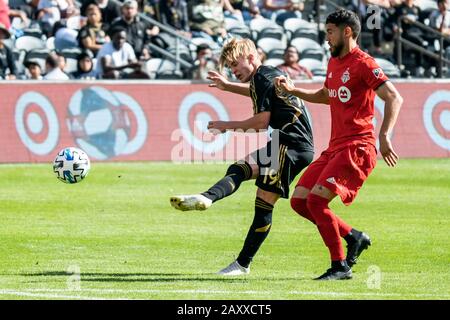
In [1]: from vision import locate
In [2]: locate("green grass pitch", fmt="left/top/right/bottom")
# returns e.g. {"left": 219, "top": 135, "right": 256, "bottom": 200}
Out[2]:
{"left": 0, "top": 159, "right": 448, "bottom": 300}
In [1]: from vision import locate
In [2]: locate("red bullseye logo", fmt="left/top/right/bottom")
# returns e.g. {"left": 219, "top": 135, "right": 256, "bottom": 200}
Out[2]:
{"left": 15, "top": 92, "right": 59, "bottom": 155}
{"left": 423, "top": 90, "right": 450, "bottom": 151}
{"left": 178, "top": 92, "right": 230, "bottom": 154}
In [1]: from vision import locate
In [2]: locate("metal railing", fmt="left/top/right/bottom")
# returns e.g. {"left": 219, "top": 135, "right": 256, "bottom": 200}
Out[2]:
{"left": 396, "top": 16, "right": 450, "bottom": 78}
{"left": 109, "top": 0, "right": 194, "bottom": 72}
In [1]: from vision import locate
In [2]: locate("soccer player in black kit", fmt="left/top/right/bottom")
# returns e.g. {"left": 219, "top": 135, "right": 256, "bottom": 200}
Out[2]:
{"left": 170, "top": 38, "right": 314, "bottom": 275}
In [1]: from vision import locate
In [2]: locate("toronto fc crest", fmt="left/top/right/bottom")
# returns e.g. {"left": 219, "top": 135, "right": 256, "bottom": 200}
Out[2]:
{"left": 341, "top": 68, "right": 350, "bottom": 83}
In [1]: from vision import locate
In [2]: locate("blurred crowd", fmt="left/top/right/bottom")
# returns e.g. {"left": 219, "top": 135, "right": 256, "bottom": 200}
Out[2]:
{"left": 0, "top": 0, "right": 448, "bottom": 80}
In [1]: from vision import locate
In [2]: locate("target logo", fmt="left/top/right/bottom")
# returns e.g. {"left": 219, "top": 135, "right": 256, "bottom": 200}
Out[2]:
{"left": 15, "top": 92, "right": 59, "bottom": 155}
{"left": 423, "top": 90, "right": 450, "bottom": 151}
{"left": 177, "top": 92, "right": 230, "bottom": 154}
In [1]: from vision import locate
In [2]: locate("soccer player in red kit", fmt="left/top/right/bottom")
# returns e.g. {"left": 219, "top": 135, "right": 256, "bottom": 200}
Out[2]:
{"left": 275, "top": 9, "right": 403, "bottom": 280}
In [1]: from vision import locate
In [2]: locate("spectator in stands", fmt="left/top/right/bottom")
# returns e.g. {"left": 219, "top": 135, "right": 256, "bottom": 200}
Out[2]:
{"left": 226, "top": 0, "right": 260, "bottom": 23}
{"left": 54, "top": 22, "right": 79, "bottom": 50}
{"left": 188, "top": 0, "right": 227, "bottom": 44}
{"left": 95, "top": 26, "right": 146, "bottom": 79}
{"left": 8, "top": 0, "right": 35, "bottom": 22}
{"left": 110, "top": 0, "right": 156, "bottom": 60}
{"left": 24, "top": 59, "right": 43, "bottom": 80}
{"left": 257, "top": 46, "right": 267, "bottom": 64}
{"left": 43, "top": 53, "right": 70, "bottom": 80}
{"left": 37, "top": 0, "right": 62, "bottom": 36}
{"left": 70, "top": 51, "right": 96, "bottom": 79}
{"left": 0, "top": 0, "right": 11, "bottom": 29}
{"left": 0, "top": 23, "right": 17, "bottom": 80}
{"left": 260, "top": 0, "right": 304, "bottom": 22}
{"left": 277, "top": 46, "right": 313, "bottom": 80}
{"left": 391, "top": 0, "right": 427, "bottom": 76}
{"left": 78, "top": 3, "right": 109, "bottom": 56}
{"left": 158, "top": 0, "right": 190, "bottom": 35}
{"left": 430, "top": 0, "right": 450, "bottom": 36}
{"left": 346, "top": 0, "right": 392, "bottom": 56}
{"left": 81, "top": 0, "right": 121, "bottom": 25}
{"left": 192, "top": 43, "right": 218, "bottom": 80}
{"left": 152, "top": 0, "right": 191, "bottom": 51}
{"left": 57, "top": 0, "right": 78, "bottom": 19}
{"left": 7, "top": 0, "right": 31, "bottom": 31}
{"left": 54, "top": 51, "right": 72, "bottom": 77}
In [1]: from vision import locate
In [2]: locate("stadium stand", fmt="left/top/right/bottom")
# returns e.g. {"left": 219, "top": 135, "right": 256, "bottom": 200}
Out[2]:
{"left": 0, "top": 0, "right": 449, "bottom": 79}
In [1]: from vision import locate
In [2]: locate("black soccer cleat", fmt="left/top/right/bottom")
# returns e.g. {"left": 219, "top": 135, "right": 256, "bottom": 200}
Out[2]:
{"left": 346, "top": 232, "right": 371, "bottom": 267}
{"left": 314, "top": 267, "right": 352, "bottom": 280}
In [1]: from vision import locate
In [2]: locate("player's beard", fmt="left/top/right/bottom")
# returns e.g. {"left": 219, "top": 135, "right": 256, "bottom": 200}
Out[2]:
{"left": 330, "top": 38, "right": 344, "bottom": 57}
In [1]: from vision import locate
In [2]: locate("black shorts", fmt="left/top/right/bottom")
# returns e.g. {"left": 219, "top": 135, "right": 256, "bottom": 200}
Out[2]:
{"left": 249, "top": 141, "right": 314, "bottom": 198}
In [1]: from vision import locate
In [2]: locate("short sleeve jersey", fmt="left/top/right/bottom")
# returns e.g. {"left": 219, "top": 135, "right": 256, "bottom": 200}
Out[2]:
{"left": 249, "top": 65, "right": 314, "bottom": 152}
{"left": 324, "top": 46, "right": 389, "bottom": 151}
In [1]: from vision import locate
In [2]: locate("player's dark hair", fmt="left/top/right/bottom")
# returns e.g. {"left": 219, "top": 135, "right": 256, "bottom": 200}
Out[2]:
{"left": 326, "top": 9, "right": 361, "bottom": 39}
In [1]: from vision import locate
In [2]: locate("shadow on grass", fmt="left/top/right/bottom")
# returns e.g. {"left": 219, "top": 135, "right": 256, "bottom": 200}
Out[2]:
{"left": 18, "top": 271, "right": 307, "bottom": 283}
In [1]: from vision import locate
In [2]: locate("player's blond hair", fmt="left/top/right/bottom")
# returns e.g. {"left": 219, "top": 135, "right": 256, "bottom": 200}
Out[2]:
{"left": 219, "top": 38, "right": 258, "bottom": 73}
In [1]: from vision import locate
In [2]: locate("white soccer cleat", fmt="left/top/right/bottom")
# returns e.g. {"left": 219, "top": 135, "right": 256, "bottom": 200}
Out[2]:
{"left": 170, "top": 194, "right": 212, "bottom": 211}
{"left": 217, "top": 260, "right": 250, "bottom": 276}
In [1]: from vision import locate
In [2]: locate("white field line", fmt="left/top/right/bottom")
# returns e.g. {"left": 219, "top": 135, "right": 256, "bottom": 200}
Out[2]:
{"left": 0, "top": 289, "right": 127, "bottom": 300}
{"left": 0, "top": 288, "right": 448, "bottom": 299}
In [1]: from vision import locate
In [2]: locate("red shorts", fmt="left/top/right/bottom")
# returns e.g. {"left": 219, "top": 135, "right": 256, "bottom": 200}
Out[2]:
{"left": 297, "top": 142, "right": 377, "bottom": 205}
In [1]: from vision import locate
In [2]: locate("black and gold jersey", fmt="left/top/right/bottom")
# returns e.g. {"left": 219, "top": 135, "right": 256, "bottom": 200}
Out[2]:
{"left": 249, "top": 65, "right": 314, "bottom": 152}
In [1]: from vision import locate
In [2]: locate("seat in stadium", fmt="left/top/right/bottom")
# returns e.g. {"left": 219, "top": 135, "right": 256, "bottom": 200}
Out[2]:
{"left": 264, "top": 58, "right": 284, "bottom": 67}
{"left": 283, "top": 18, "right": 318, "bottom": 41}
{"left": 257, "top": 27, "right": 287, "bottom": 44}
{"left": 256, "top": 38, "right": 286, "bottom": 56}
{"left": 301, "top": 48, "right": 325, "bottom": 61}
{"left": 14, "top": 36, "right": 46, "bottom": 52}
{"left": 290, "top": 37, "right": 323, "bottom": 55}
{"left": 299, "top": 58, "right": 326, "bottom": 76}
{"left": 267, "top": 48, "right": 285, "bottom": 60}
{"left": 23, "top": 28, "right": 44, "bottom": 39}
{"left": 225, "top": 17, "right": 246, "bottom": 30}
{"left": 46, "top": 36, "right": 55, "bottom": 50}
{"left": 250, "top": 17, "right": 282, "bottom": 40}
{"left": 228, "top": 26, "right": 251, "bottom": 39}
{"left": 155, "top": 59, "right": 184, "bottom": 79}
{"left": 167, "top": 45, "right": 193, "bottom": 63}
{"left": 146, "top": 58, "right": 163, "bottom": 79}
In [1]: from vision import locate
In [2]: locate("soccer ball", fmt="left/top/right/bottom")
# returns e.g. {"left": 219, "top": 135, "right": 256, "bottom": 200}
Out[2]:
{"left": 53, "top": 147, "right": 90, "bottom": 184}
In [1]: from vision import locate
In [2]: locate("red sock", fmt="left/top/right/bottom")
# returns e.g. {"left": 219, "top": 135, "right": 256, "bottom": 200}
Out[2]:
{"left": 290, "top": 197, "right": 316, "bottom": 223}
{"left": 291, "top": 197, "right": 352, "bottom": 237}
{"left": 307, "top": 194, "right": 345, "bottom": 261}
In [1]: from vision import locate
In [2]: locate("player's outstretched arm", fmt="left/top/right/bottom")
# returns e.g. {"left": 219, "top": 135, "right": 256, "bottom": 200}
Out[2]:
{"left": 207, "top": 111, "right": 270, "bottom": 133}
{"left": 207, "top": 71, "right": 250, "bottom": 96}
{"left": 274, "top": 76, "right": 329, "bottom": 104}
{"left": 375, "top": 81, "right": 403, "bottom": 167}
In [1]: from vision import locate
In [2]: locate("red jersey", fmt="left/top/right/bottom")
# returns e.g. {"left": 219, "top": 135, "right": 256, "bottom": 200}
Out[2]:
{"left": 324, "top": 46, "right": 389, "bottom": 151}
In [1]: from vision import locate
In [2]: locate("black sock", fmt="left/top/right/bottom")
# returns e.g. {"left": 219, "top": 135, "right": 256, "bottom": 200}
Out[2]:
{"left": 344, "top": 228, "right": 362, "bottom": 245}
{"left": 236, "top": 197, "right": 273, "bottom": 268}
{"left": 332, "top": 260, "right": 350, "bottom": 271}
{"left": 201, "top": 162, "right": 252, "bottom": 203}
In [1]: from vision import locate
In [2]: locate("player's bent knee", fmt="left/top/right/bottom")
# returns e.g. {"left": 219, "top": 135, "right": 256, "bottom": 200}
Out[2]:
{"left": 292, "top": 186, "right": 310, "bottom": 199}
{"left": 256, "top": 189, "right": 279, "bottom": 205}
{"left": 310, "top": 184, "right": 336, "bottom": 201}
